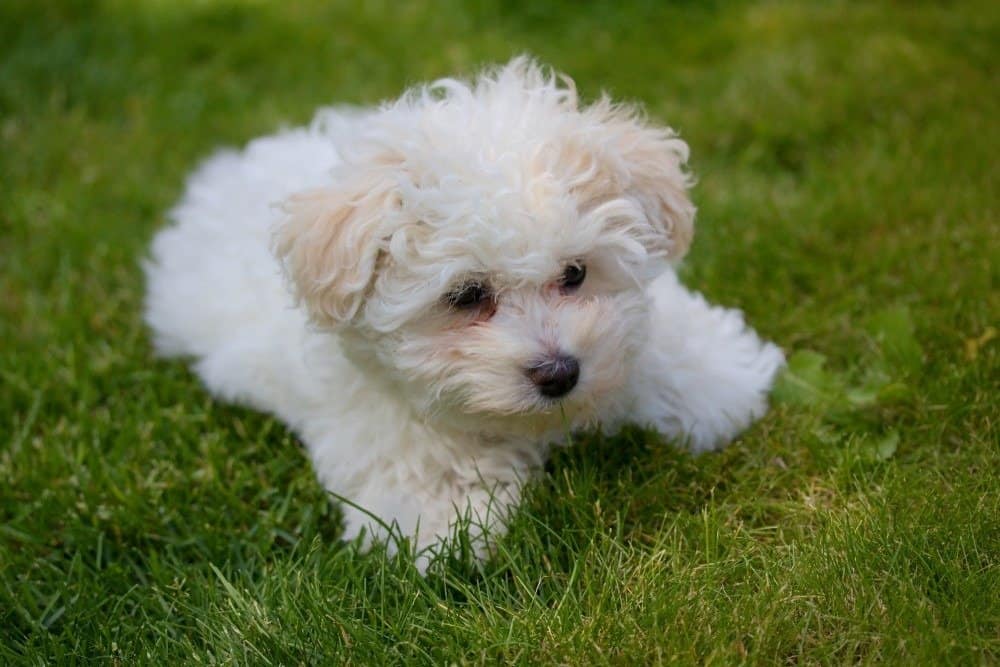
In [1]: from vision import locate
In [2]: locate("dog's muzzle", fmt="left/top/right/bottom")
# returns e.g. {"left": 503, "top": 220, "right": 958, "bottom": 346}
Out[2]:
{"left": 525, "top": 354, "right": 580, "bottom": 398}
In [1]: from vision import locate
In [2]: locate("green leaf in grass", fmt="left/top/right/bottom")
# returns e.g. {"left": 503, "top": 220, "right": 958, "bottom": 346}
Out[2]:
{"left": 867, "top": 305, "right": 923, "bottom": 373}
{"left": 772, "top": 350, "right": 842, "bottom": 407}
{"left": 873, "top": 430, "right": 900, "bottom": 461}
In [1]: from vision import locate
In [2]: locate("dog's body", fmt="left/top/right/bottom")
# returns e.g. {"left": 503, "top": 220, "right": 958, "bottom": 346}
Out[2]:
{"left": 146, "top": 59, "right": 784, "bottom": 560}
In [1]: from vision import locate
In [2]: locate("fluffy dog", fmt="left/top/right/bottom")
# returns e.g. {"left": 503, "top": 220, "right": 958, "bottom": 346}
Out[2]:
{"left": 145, "top": 57, "right": 784, "bottom": 563}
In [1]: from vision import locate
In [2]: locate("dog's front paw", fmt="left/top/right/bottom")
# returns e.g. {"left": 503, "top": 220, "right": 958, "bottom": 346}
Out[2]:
{"left": 338, "top": 477, "right": 521, "bottom": 571}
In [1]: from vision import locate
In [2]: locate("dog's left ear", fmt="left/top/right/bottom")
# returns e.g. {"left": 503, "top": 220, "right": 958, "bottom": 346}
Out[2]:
{"left": 620, "top": 129, "right": 695, "bottom": 261}
{"left": 594, "top": 107, "right": 696, "bottom": 261}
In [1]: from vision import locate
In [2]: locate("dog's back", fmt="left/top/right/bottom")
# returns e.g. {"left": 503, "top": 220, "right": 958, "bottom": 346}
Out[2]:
{"left": 143, "top": 112, "right": 352, "bottom": 413}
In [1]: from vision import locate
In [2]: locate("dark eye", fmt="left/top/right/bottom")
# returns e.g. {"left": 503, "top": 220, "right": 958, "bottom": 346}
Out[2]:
{"left": 561, "top": 262, "right": 586, "bottom": 290}
{"left": 446, "top": 281, "right": 491, "bottom": 310}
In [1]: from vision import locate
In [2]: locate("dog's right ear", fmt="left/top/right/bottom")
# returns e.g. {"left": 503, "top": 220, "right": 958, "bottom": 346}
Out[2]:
{"left": 274, "top": 172, "right": 395, "bottom": 328}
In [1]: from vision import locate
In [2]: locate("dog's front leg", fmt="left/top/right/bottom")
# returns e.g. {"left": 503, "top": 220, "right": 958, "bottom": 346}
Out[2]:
{"left": 307, "top": 434, "right": 524, "bottom": 568}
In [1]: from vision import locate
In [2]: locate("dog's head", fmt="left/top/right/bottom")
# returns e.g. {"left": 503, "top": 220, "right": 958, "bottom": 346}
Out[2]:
{"left": 275, "top": 57, "right": 695, "bottom": 435}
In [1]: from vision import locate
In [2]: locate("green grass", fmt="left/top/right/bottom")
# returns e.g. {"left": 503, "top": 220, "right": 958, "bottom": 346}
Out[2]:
{"left": 2, "top": 0, "right": 998, "bottom": 663}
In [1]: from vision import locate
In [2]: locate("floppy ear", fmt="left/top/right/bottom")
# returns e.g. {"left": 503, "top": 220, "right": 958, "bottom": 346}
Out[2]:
{"left": 588, "top": 101, "right": 696, "bottom": 261}
{"left": 618, "top": 126, "right": 695, "bottom": 261}
{"left": 274, "top": 172, "right": 394, "bottom": 328}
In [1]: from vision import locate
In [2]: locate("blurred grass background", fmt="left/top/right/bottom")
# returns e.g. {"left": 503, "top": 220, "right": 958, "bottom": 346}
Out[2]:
{"left": 1, "top": 0, "right": 997, "bottom": 663}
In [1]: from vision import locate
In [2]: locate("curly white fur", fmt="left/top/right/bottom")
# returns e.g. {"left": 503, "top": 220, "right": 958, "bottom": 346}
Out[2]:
{"left": 144, "top": 57, "right": 784, "bottom": 565}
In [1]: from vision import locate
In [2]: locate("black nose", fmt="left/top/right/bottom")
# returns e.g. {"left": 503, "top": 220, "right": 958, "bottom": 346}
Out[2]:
{"left": 525, "top": 355, "right": 580, "bottom": 398}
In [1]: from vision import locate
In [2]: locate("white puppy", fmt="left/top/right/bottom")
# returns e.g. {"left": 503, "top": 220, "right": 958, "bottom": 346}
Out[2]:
{"left": 145, "top": 57, "right": 784, "bottom": 562}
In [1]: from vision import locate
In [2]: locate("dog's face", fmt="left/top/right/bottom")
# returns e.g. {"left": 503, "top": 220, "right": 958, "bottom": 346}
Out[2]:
{"left": 276, "top": 59, "right": 695, "bottom": 435}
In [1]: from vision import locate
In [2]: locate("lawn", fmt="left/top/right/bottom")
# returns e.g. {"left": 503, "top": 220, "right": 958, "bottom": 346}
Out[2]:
{"left": 1, "top": 0, "right": 997, "bottom": 663}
